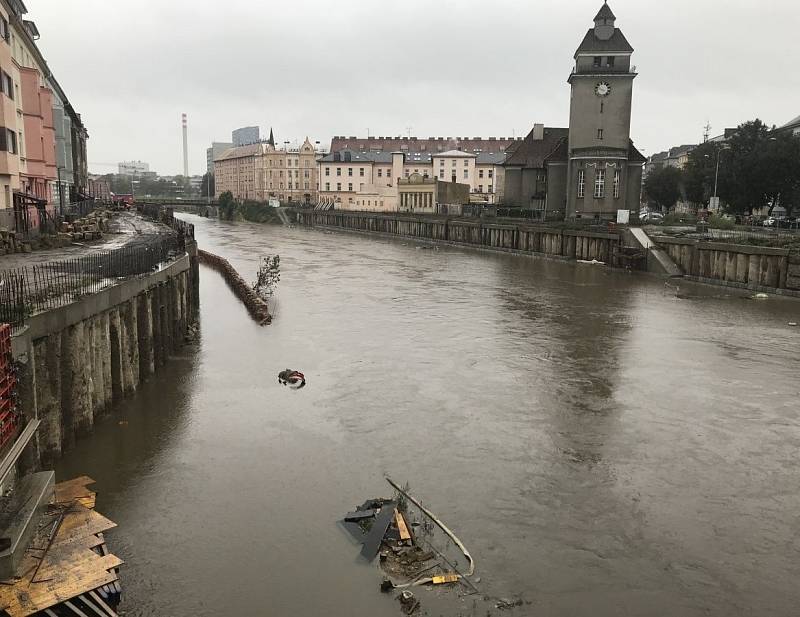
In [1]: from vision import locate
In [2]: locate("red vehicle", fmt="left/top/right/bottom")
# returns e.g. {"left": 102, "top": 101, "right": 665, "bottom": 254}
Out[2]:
{"left": 110, "top": 193, "right": 134, "bottom": 207}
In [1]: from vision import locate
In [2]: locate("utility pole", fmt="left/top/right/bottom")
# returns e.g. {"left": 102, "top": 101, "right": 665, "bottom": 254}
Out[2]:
{"left": 181, "top": 113, "right": 189, "bottom": 178}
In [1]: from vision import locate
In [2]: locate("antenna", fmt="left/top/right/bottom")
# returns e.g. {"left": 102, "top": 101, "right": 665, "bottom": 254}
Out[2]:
{"left": 406, "top": 126, "right": 412, "bottom": 138}
{"left": 703, "top": 121, "right": 711, "bottom": 143}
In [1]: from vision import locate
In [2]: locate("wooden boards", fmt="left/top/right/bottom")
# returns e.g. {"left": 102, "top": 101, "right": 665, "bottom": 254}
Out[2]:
{"left": 0, "top": 477, "right": 123, "bottom": 617}
{"left": 395, "top": 510, "right": 411, "bottom": 541}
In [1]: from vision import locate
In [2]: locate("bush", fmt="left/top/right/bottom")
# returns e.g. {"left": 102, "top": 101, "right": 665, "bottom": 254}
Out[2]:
{"left": 662, "top": 213, "right": 697, "bottom": 225}
{"left": 708, "top": 214, "right": 735, "bottom": 230}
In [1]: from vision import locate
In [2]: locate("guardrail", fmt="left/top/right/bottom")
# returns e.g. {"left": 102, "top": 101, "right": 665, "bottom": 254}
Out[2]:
{"left": 0, "top": 235, "right": 182, "bottom": 327}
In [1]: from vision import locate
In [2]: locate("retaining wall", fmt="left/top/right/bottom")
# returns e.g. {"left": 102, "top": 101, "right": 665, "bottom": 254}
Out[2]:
{"left": 198, "top": 250, "right": 271, "bottom": 324}
{"left": 11, "top": 243, "right": 199, "bottom": 463}
{"left": 298, "top": 211, "right": 622, "bottom": 264}
{"left": 653, "top": 236, "right": 791, "bottom": 290}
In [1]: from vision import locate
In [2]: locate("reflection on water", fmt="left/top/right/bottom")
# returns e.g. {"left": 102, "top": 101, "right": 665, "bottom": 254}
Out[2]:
{"left": 55, "top": 215, "right": 800, "bottom": 617}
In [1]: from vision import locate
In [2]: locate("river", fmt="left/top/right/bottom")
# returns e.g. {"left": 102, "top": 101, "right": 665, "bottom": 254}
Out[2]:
{"left": 55, "top": 214, "right": 800, "bottom": 616}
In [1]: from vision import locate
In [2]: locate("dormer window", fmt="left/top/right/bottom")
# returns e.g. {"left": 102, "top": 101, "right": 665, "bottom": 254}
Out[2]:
{"left": 593, "top": 56, "right": 602, "bottom": 68}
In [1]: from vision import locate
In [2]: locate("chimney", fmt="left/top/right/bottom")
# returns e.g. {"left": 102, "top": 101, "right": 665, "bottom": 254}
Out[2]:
{"left": 532, "top": 124, "right": 544, "bottom": 140}
{"left": 182, "top": 113, "right": 189, "bottom": 177}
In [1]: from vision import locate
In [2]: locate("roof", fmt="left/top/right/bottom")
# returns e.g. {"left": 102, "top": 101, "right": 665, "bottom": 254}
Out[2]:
{"left": 329, "top": 136, "right": 518, "bottom": 154}
{"left": 594, "top": 2, "right": 616, "bottom": 21}
{"left": 215, "top": 144, "right": 262, "bottom": 161}
{"left": 780, "top": 114, "right": 800, "bottom": 129}
{"left": 434, "top": 150, "right": 476, "bottom": 158}
{"left": 503, "top": 127, "right": 569, "bottom": 168}
{"left": 476, "top": 152, "right": 507, "bottom": 165}
{"left": 575, "top": 28, "right": 633, "bottom": 56}
{"left": 628, "top": 141, "right": 647, "bottom": 164}
{"left": 319, "top": 150, "right": 394, "bottom": 163}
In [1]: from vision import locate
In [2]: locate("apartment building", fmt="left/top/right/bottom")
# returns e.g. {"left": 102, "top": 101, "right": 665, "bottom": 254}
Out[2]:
{"left": 0, "top": 0, "right": 88, "bottom": 230}
{"left": 317, "top": 148, "right": 506, "bottom": 211}
{"left": 215, "top": 137, "right": 320, "bottom": 204}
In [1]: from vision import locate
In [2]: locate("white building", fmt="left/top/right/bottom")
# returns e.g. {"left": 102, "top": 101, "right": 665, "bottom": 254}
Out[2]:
{"left": 118, "top": 160, "right": 150, "bottom": 176}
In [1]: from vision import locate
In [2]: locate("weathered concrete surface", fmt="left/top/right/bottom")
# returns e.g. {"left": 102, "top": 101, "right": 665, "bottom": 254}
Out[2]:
{"left": 653, "top": 236, "right": 792, "bottom": 292}
{"left": 298, "top": 211, "right": 623, "bottom": 266}
{"left": 11, "top": 243, "right": 198, "bottom": 464}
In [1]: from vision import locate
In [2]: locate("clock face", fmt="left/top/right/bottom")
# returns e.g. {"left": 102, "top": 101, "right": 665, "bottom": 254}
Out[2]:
{"left": 595, "top": 82, "right": 611, "bottom": 97}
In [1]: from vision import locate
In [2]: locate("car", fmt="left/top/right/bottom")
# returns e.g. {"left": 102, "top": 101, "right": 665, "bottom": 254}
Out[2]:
{"left": 640, "top": 211, "right": 664, "bottom": 224}
{"left": 763, "top": 217, "right": 776, "bottom": 227}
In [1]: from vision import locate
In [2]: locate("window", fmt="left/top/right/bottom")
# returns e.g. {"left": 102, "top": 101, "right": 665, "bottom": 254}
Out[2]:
{"left": 451, "top": 160, "right": 456, "bottom": 167}
{"left": 325, "top": 167, "right": 330, "bottom": 176}
{"left": 439, "top": 171, "right": 444, "bottom": 179}
{"left": 304, "top": 170, "right": 309, "bottom": 178}
{"left": 348, "top": 167, "right": 353, "bottom": 176}
{"left": 1, "top": 72, "right": 12, "bottom": 100}
{"left": 593, "top": 56, "right": 601, "bottom": 68}
{"left": 600, "top": 101, "right": 604, "bottom": 114}
{"left": 336, "top": 182, "right": 341, "bottom": 191}
{"left": 464, "top": 160, "right": 469, "bottom": 167}
{"left": 0, "top": 128, "right": 17, "bottom": 154}
{"left": 577, "top": 170, "right": 585, "bottom": 198}
{"left": 0, "top": 17, "right": 8, "bottom": 42}
{"left": 325, "top": 182, "right": 330, "bottom": 191}
{"left": 478, "top": 169, "right": 484, "bottom": 179}
{"left": 377, "top": 169, "right": 382, "bottom": 177}
{"left": 288, "top": 182, "right": 293, "bottom": 190}
{"left": 359, "top": 168, "right": 365, "bottom": 177}
{"left": 594, "top": 169, "right": 605, "bottom": 198}
{"left": 463, "top": 169, "right": 468, "bottom": 179}
{"left": 348, "top": 183, "right": 353, "bottom": 191}
{"left": 606, "top": 56, "right": 615, "bottom": 68}
{"left": 488, "top": 185, "right": 493, "bottom": 193}
{"left": 336, "top": 167, "right": 341, "bottom": 176}
{"left": 478, "top": 184, "right": 483, "bottom": 193}
{"left": 488, "top": 169, "right": 493, "bottom": 178}
{"left": 439, "top": 159, "right": 444, "bottom": 167}
{"left": 304, "top": 182, "right": 309, "bottom": 189}
{"left": 597, "top": 129, "right": 603, "bottom": 140}
{"left": 613, "top": 169, "right": 620, "bottom": 198}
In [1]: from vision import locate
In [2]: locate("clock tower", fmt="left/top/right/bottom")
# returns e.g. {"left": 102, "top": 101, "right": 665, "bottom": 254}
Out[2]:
{"left": 566, "top": 2, "right": 642, "bottom": 219}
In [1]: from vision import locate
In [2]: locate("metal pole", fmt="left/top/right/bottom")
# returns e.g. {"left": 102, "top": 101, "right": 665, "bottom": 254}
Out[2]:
{"left": 57, "top": 167, "right": 64, "bottom": 218}
{"left": 713, "top": 151, "right": 720, "bottom": 201}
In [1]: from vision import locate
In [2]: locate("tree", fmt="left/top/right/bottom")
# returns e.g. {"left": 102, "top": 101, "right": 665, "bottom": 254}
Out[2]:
{"left": 644, "top": 165, "right": 683, "bottom": 211}
{"left": 200, "top": 173, "right": 215, "bottom": 198}
{"left": 252, "top": 255, "right": 280, "bottom": 300}
{"left": 684, "top": 141, "right": 721, "bottom": 205}
{"left": 218, "top": 191, "right": 236, "bottom": 220}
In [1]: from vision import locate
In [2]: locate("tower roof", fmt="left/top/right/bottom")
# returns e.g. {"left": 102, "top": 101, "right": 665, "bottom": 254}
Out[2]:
{"left": 574, "top": 28, "right": 633, "bottom": 56}
{"left": 594, "top": 2, "right": 616, "bottom": 22}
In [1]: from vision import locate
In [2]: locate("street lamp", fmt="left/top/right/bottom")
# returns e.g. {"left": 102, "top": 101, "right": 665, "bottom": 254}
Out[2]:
{"left": 704, "top": 144, "right": 729, "bottom": 211}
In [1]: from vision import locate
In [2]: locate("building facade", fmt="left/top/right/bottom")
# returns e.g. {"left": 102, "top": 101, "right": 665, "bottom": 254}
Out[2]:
{"left": 0, "top": 0, "right": 88, "bottom": 231}
{"left": 398, "top": 173, "right": 470, "bottom": 215}
{"left": 214, "top": 137, "right": 320, "bottom": 204}
{"left": 503, "top": 2, "right": 644, "bottom": 220}
{"left": 206, "top": 141, "right": 232, "bottom": 174}
{"left": 232, "top": 126, "right": 259, "bottom": 147}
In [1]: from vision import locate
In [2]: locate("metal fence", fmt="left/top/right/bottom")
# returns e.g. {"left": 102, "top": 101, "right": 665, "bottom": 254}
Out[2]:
{"left": 0, "top": 235, "right": 181, "bottom": 327}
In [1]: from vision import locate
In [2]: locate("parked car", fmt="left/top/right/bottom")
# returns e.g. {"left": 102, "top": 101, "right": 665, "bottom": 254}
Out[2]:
{"left": 763, "top": 217, "right": 776, "bottom": 227}
{"left": 640, "top": 211, "right": 664, "bottom": 224}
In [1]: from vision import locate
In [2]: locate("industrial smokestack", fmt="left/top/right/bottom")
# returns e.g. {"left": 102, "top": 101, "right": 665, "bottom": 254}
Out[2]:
{"left": 182, "top": 113, "right": 189, "bottom": 178}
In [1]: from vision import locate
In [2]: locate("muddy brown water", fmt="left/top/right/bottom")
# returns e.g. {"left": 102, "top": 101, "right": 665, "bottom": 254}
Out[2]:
{"left": 55, "top": 215, "right": 800, "bottom": 616}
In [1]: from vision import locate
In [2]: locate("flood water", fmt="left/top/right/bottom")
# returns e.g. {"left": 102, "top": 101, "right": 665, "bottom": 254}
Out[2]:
{"left": 55, "top": 215, "right": 800, "bottom": 616}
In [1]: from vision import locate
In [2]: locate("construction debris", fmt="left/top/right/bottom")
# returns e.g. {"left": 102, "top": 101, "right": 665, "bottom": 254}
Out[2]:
{"left": 0, "top": 476, "right": 122, "bottom": 617}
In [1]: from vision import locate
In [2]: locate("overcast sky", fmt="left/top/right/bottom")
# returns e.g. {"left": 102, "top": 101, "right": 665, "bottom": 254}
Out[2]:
{"left": 31, "top": 0, "right": 799, "bottom": 176}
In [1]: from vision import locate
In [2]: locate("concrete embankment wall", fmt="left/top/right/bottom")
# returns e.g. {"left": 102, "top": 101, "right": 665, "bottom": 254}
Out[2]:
{"left": 12, "top": 244, "right": 198, "bottom": 464}
{"left": 654, "top": 236, "right": 792, "bottom": 291}
{"left": 197, "top": 250, "right": 271, "bottom": 324}
{"left": 298, "top": 211, "right": 622, "bottom": 264}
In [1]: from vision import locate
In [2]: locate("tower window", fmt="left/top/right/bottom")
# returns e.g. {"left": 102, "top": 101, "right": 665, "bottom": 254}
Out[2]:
{"left": 594, "top": 169, "right": 606, "bottom": 198}
{"left": 600, "top": 101, "right": 604, "bottom": 114}
{"left": 606, "top": 56, "right": 615, "bottom": 68}
{"left": 614, "top": 170, "right": 621, "bottom": 198}
{"left": 597, "top": 129, "right": 604, "bottom": 140}
{"left": 593, "top": 56, "right": 601, "bottom": 68}
{"left": 577, "top": 170, "right": 585, "bottom": 198}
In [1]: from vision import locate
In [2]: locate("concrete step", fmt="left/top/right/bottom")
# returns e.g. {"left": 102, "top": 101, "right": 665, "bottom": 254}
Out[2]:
{"left": 628, "top": 227, "right": 683, "bottom": 276}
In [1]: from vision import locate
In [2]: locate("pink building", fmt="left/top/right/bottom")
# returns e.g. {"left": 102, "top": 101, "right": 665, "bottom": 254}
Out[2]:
{"left": 20, "top": 66, "right": 56, "bottom": 205}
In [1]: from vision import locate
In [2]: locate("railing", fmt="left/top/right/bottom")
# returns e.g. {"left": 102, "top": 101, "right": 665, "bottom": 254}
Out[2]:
{"left": 137, "top": 203, "right": 195, "bottom": 250}
{"left": 0, "top": 235, "right": 182, "bottom": 327}
{"left": 66, "top": 199, "right": 97, "bottom": 219}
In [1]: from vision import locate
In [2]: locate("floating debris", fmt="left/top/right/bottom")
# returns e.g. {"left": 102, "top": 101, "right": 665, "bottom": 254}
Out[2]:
{"left": 278, "top": 369, "right": 306, "bottom": 389}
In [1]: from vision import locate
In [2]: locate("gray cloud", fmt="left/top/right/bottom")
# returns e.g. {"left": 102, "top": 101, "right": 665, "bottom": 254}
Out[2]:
{"left": 31, "top": 0, "right": 800, "bottom": 175}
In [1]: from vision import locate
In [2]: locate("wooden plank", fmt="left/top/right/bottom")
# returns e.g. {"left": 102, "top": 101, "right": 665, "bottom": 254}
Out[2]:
{"left": 76, "top": 594, "right": 108, "bottom": 617}
{"left": 54, "top": 477, "right": 96, "bottom": 504}
{"left": 64, "top": 600, "right": 90, "bottom": 617}
{"left": 431, "top": 573, "right": 460, "bottom": 585}
{"left": 88, "top": 590, "right": 118, "bottom": 617}
{"left": 395, "top": 510, "right": 411, "bottom": 541}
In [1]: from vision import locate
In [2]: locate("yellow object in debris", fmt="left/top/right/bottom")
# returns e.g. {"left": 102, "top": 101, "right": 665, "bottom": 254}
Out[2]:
{"left": 432, "top": 574, "right": 460, "bottom": 585}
